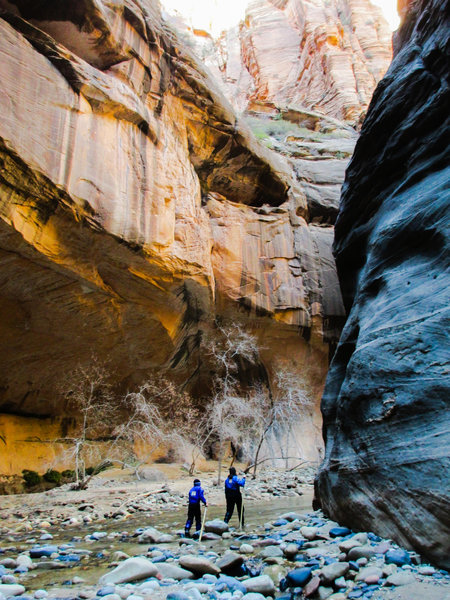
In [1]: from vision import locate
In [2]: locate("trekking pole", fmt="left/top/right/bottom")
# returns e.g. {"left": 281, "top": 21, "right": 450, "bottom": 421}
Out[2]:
{"left": 198, "top": 505, "right": 207, "bottom": 542}
{"left": 239, "top": 490, "right": 245, "bottom": 531}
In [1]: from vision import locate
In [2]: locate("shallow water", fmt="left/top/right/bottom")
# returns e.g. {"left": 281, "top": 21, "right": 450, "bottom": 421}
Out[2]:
{"left": 2, "top": 492, "right": 313, "bottom": 592}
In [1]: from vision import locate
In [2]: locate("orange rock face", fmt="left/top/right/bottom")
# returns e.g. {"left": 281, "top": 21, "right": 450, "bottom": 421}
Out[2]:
{"left": 200, "top": 0, "right": 392, "bottom": 124}
{"left": 0, "top": 0, "right": 347, "bottom": 473}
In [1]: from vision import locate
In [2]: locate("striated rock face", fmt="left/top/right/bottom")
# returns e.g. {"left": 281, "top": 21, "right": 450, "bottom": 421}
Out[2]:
{"left": 199, "top": 0, "right": 392, "bottom": 124}
{"left": 315, "top": 0, "right": 450, "bottom": 568}
{"left": 0, "top": 0, "right": 344, "bottom": 470}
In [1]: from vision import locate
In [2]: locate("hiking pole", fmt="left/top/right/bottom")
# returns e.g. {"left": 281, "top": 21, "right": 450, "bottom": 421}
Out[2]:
{"left": 198, "top": 505, "right": 207, "bottom": 542}
{"left": 239, "top": 490, "right": 245, "bottom": 531}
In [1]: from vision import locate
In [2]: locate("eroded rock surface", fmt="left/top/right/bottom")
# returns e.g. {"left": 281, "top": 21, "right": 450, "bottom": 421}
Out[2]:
{"left": 315, "top": 0, "right": 450, "bottom": 568}
{"left": 0, "top": 0, "right": 344, "bottom": 471}
{"left": 189, "top": 0, "right": 392, "bottom": 124}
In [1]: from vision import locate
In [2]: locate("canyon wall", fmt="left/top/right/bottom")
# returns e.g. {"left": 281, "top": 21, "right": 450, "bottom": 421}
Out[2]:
{"left": 187, "top": 0, "right": 392, "bottom": 125}
{"left": 315, "top": 0, "right": 450, "bottom": 568}
{"left": 0, "top": 0, "right": 348, "bottom": 474}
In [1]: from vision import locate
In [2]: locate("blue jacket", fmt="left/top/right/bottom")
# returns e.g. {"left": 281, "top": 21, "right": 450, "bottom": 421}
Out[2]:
{"left": 225, "top": 474, "right": 245, "bottom": 493}
{"left": 188, "top": 484, "right": 207, "bottom": 505}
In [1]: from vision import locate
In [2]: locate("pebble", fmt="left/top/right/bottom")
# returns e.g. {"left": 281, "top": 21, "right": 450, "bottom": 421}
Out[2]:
{"left": 386, "top": 570, "right": 416, "bottom": 586}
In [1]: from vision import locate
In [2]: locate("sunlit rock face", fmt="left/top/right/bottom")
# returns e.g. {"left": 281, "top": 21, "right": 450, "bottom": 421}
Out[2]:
{"left": 0, "top": 0, "right": 344, "bottom": 471}
{"left": 315, "top": 0, "right": 450, "bottom": 568}
{"left": 198, "top": 0, "right": 392, "bottom": 125}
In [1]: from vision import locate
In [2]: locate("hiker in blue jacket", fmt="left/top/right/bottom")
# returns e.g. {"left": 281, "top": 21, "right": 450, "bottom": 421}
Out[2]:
{"left": 185, "top": 478, "right": 207, "bottom": 537}
{"left": 224, "top": 466, "right": 245, "bottom": 526}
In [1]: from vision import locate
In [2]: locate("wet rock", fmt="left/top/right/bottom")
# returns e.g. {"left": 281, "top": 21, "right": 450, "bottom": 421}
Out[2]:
{"left": 99, "top": 557, "right": 158, "bottom": 585}
{"left": 329, "top": 527, "right": 351, "bottom": 538}
{"left": 282, "top": 544, "right": 299, "bottom": 559}
{"left": 243, "top": 574, "right": 276, "bottom": 596}
{"left": 216, "top": 552, "right": 243, "bottom": 573}
{"left": 204, "top": 520, "right": 229, "bottom": 535}
{"left": 281, "top": 567, "right": 312, "bottom": 589}
{"left": 137, "top": 528, "right": 163, "bottom": 544}
{"left": 29, "top": 546, "right": 58, "bottom": 558}
{"left": 179, "top": 556, "right": 220, "bottom": 576}
{"left": 166, "top": 593, "right": 190, "bottom": 600}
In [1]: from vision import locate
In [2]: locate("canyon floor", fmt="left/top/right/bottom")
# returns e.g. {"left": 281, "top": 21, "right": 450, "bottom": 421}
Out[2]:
{"left": 0, "top": 465, "right": 448, "bottom": 600}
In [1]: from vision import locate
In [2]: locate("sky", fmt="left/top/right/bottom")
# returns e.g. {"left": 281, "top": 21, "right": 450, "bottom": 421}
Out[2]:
{"left": 161, "top": 0, "right": 400, "bottom": 36}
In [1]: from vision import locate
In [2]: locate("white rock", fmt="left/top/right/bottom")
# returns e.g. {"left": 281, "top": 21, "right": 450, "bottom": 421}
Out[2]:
{"left": 418, "top": 565, "right": 436, "bottom": 576}
{"left": 239, "top": 544, "right": 254, "bottom": 554}
{"left": 16, "top": 555, "right": 32, "bottom": 568}
{"left": 99, "top": 557, "right": 158, "bottom": 585}
{"left": 355, "top": 566, "right": 383, "bottom": 582}
{"left": 34, "top": 591, "right": 48, "bottom": 599}
{"left": 0, "top": 585, "right": 26, "bottom": 597}
{"left": 243, "top": 575, "right": 275, "bottom": 596}
{"left": 157, "top": 563, "right": 194, "bottom": 580}
{"left": 386, "top": 571, "right": 416, "bottom": 586}
{"left": 300, "top": 526, "right": 318, "bottom": 540}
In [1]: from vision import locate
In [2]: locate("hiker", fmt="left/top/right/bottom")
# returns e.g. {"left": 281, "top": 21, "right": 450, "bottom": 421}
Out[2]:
{"left": 224, "top": 466, "right": 245, "bottom": 526}
{"left": 185, "top": 478, "right": 207, "bottom": 537}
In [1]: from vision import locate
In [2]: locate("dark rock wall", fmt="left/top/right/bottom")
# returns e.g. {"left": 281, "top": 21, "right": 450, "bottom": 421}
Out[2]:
{"left": 315, "top": 0, "right": 450, "bottom": 568}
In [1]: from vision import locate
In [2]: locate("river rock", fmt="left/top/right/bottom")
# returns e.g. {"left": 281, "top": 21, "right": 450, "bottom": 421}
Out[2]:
{"left": 317, "top": 587, "right": 334, "bottom": 600}
{"left": 385, "top": 548, "right": 411, "bottom": 566}
{"left": 166, "top": 593, "right": 190, "bottom": 600}
{"left": 204, "top": 520, "right": 229, "bottom": 535}
{"left": 355, "top": 566, "right": 382, "bottom": 582}
{"left": 259, "top": 546, "right": 283, "bottom": 559}
{"left": 243, "top": 575, "right": 275, "bottom": 596}
{"left": 156, "top": 563, "right": 194, "bottom": 581}
{"left": 0, "top": 585, "right": 26, "bottom": 597}
{"left": 320, "top": 562, "right": 349, "bottom": 584}
{"left": 300, "top": 527, "right": 318, "bottom": 540}
{"left": 282, "top": 543, "right": 299, "bottom": 559}
{"left": 137, "top": 528, "right": 162, "bottom": 544}
{"left": 179, "top": 556, "right": 220, "bottom": 576}
{"left": 29, "top": 546, "right": 58, "bottom": 558}
{"left": 347, "top": 546, "right": 377, "bottom": 561}
{"left": 386, "top": 571, "right": 416, "bottom": 586}
{"left": 303, "top": 575, "right": 320, "bottom": 597}
{"left": 239, "top": 544, "right": 254, "bottom": 554}
{"left": 99, "top": 557, "right": 158, "bottom": 585}
{"left": 281, "top": 567, "right": 312, "bottom": 589}
{"left": 216, "top": 552, "right": 243, "bottom": 572}
{"left": 329, "top": 527, "right": 351, "bottom": 538}
{"left": 242, "top": 594, "right": 265, "bottom": 600}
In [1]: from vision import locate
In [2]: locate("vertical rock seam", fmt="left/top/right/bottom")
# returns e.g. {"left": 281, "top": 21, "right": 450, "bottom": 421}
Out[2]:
{"left": 315, "top": 0, "right": 450, "bottom": 568}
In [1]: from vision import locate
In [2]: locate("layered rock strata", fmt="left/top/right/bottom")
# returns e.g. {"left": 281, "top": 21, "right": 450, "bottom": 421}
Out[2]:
{"left": 316, "top": 0, "right": 450, "bottom": 568}
{"left": 0, "top": 0, "right": 344, "bottom": 472}
{"left": 192, "top": 0, "right": 392, "bottom": 124}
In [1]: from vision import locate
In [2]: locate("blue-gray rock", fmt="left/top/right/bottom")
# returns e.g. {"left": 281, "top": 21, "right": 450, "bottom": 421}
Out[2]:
{"left": 280, "top": 567, "right": 312, "bottom": 590}
{"left": 29, "top": 547, "right": 57, "bottom": 559}
{"left": 385, "top": 549, "right": 411, "bottom": 566}
{"left": 329, "top": 527, "right": 351, "bottom": 538}
{"left": 315, "top": 0, "right": 450, "bottom": 571}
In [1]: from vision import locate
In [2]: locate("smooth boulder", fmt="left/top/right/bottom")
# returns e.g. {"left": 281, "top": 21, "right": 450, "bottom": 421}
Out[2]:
{"left": 179, "top": 555, "right": 220, "bottom": 576}
{"left": 99, "top": 557, "right": 158, "bottom": 585}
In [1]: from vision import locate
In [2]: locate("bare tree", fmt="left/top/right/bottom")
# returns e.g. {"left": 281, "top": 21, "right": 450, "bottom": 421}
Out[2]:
{"left": 244, "top": 368, "right": 311, "bottom": 477}
{"left": 111, "top": 382, "right": 179, "bottom": 479}
{"left": 57, "top": 360, "right": 120, "bottom": 488}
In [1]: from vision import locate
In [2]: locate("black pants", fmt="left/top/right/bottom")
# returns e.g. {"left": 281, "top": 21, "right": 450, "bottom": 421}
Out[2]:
{"left": 224, "top": 492, "right": 244, "bottom": 526}
{"left": 185, "top": 503, "right": 202, "bottom": 533}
